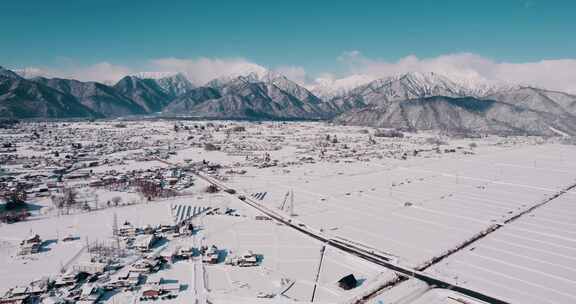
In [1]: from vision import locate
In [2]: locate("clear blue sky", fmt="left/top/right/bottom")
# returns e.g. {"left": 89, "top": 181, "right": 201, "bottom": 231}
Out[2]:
{"left": 1, "top": 0, "right": 575, "bottom": 74}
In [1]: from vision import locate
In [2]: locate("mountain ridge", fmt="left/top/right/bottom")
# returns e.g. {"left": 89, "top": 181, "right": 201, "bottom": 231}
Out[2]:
{"left": 3, "top": 65, "right": 576, "bottom": 137}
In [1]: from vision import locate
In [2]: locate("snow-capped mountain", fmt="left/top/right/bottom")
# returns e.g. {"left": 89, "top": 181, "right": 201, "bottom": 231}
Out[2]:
{"left": 206, "top": 70, "right": 324, "bottom": 105}
{"left": 454, "top": 78, "right": 519, "bottom": 97}
{"left": 0, "top": 66, "right": 24, "bottom": 79}
{"left": 206, "top": 71, "right": 263, "bottom": 89}
{"left": 132, "top": 71, "right": 179, "bottom": 79}
{"left": 113, "top": 76, "right": 172, "bottom": 113}
{"left": 335, "top": 96, "right": 576, "bottom": 137}
{"left": 132, "top": 72, "right": 196, "bottom": 96}
{"left": 260, "top": 71, "right": 322, "bottom": 105}
{"left": 4, "top": 63, "right": 576, "bottom": 137}
{"left": 0, "top": 67, "right": 100, "bottom": 119}
{"left": 331, "top": 72, "right": 470, "bottom": 107}
{"left": 486, "top": 86, "right": 576, "bottom": 117}
{"left": 328, "top": 71, "right": 576, "bottom": 136}
{"left": 204, "top": 67, "right": 268, "bottom": 88}
{"left": 165, "top": 71, "right": 329, "bottom": 119}
{"left": 309, "top": 74, "right": 376, "bottom": 101}
{"left": 153, "top": 73, "right": 195, "bottom": 97}
{"left": 13, "top": 67, "right": 47, "bottom": 79}
{"left": 319, "top": 72, "right": 522, "bottom": 102}
{"left": 32, "top": 76, "right": 147, "bottom": 117}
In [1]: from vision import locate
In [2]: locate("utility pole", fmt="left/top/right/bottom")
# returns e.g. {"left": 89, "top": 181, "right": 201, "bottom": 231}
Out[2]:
{"left": 310, "top": 244, "right": 326, "bottom": 302}
{"left": 279, "top": 191, "right": 289, "bottom": 211}
{"left": 290, "top": 189, "right": 296, "bottom": 217}
{"left": 112, "top": 213, "right": 118, "bottom": 237}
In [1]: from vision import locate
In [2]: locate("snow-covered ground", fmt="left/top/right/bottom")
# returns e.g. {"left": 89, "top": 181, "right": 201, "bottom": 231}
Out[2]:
{"left": 2, "top": 120, "right": 575, "bottom": 303}
{"left": 428, "top": 191, "right": 576, "bottom": 304}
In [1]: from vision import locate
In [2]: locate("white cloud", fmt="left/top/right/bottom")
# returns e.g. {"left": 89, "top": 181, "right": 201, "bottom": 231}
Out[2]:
{"left": 12, "top": 67, "right": 48, "bottom": 78}
{"left": 149, "top": 57, "right": 267, "bottom": 85}
{"left": 16, "top": 57, "right": 268, "bottom": 85}
{"left": 335, "top": 51, "right": 576, "bottom": 93}
{"left": 69, "top": 62, "right": 134, "bottom": 83}
{"left": 492, "top": 59, "right": 576, "bottom": 93}
{"left": 308, "top": 73, "right": 375, "bottom": 96}
{"left": 14, "top": 62, "right": 134, "bottom": 84}
{"left": 15, "top": 52, "right": 576, "bottom": 94}
{"left": 272, "top": 66, "right": 308, "bottom": 85}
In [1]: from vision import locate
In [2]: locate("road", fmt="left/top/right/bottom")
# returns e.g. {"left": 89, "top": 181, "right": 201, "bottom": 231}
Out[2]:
{"left": 192, "top": 217, "right": 208, "bottom": 304}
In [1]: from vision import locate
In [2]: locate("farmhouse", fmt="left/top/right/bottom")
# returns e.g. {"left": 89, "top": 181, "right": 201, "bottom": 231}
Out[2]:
{"left": 78, "top": 284, "right": 102, "bottom": 303}
{"left": 134, "top": 234, "right": 159, "bottom": 252}
{"left": 18, "top": 234, "right": 42, "bottom": 255}
{"left": 338, "top": 274, "right": 358, "bottom": 290}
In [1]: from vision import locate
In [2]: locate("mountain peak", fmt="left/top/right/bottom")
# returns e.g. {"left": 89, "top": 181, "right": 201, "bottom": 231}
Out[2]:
{"left": 310, "top": 74, "right": 375, "bottom": 101}
{"left": 205, "top": 68, "right": 268, "bottom": 87}
{"left": 154, "top": 73, "right": 195, "bottom": 96}
{"left": 341, "top": 71, "right": 468, "bottom": 106}
{"left": 0, "top": 66, "right": 23, "bottom": 80}
{"left": 132, "top": 71, "right": 179, "bottom": 79}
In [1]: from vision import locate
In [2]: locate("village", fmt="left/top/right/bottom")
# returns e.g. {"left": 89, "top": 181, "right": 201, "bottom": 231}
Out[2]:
{"left": 1, "top": 119, "right": 575, "bottom": 304}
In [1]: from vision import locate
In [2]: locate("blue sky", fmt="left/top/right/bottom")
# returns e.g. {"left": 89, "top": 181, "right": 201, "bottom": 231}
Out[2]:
{"left": 2, "top": 0, "right": 576, "bottom": 91}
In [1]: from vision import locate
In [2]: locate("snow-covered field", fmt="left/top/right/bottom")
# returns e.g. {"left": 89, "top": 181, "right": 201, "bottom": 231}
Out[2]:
{"left": 227, "top": 144, "right": 576, "bottom": 266}
{"left": 428, "top": 190, "right": 576, "bottom": 304}
{"left": 1, "top": 120, "right": 575, "bottom": 303}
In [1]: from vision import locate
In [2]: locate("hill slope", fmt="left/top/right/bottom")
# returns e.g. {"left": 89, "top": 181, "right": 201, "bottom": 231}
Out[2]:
{"left": 164, "top": 72, "right": 331, "bottom": 119}
{"left": 0, "top": 69, "right": 99, "bottom": 119}
{"left": 335, "top": 96, "right": 576, "bottom": 136}
{"left": 114, "top": 76, "right": 172, "bottom": 113}
{"left": 33, "top": 77, "right": 147, "bottom": 116}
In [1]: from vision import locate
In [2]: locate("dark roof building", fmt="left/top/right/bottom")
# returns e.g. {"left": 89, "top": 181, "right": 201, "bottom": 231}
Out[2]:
{"left": 338, "top": 274, "right": 358, "bottom": 290}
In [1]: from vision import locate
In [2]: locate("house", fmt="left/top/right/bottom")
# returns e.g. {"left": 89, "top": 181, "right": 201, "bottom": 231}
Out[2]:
{"left": 129, "top": 258, "right": 163, "bottom": 274}
{"left": 73, "top": 262, "right": 106, "bottom": 274}
{"left": 107, "top": 271, "right": 142, "bottom": 289}
{"left": 78, "top": 285, "right": 102, "bottom": 303}
{"left": 338, "top": 274, "right": 358, "bottom": 290}
{"left": 0, "top": 285, "right": 40, "bottom": 304}
{"left": 54, "top": 271, "right": 77, "bottom": 288}
{"left": 0, "top": 295, "right": 29, "bottom": 304}
{"left": 202, "top": 245, "right": 220, "bottom": 264}
{"left": 18, "top": 234, "right": 42, "bottom": 255}
{"left": 61, "top": 234, "right": 77, "bottom": 242}
{"left": 65, "top": 170, "right": 91, "bottom": 180}
{"left": 134, "top": 234, "right": 158, "bottom": 252}
{"left": 141, "top": 288, "right": 160, "bottom": 298}
{"left": 227, "top": 251, "right": 260, "bottom": 267}
{"left": 127, "top": 272, "right": 142, "bottom": 285}
{"left": 172, "top": 246, "right": 195, "bottom": 260}
{"left": 237, "top": 252, "right": 259, "bottom": 267}
{"left": 160, "top": 282, "right": 180, "bottom": 293}
{"left": 0, "top": 286, "right": 42, "bottom": 304}
{"left": 117, "top": 222, "right": 138, "bottom": 238}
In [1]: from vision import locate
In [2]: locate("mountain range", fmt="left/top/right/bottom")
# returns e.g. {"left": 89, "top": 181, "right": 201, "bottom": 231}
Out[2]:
{"left": 164, "top": 71, "right": 330, "bottom": 119}
{"left": 2, "top": 65, "right": 576, "bottom": 136}
{"left": 335, "top": 96, "right": 576, "bottom": 137}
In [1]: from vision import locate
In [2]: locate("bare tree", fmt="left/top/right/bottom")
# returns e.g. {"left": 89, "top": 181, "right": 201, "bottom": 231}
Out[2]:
{"left": 135, "top": 180, "right": 165, "bottom": 201}
{"left": 204, "top": 143, "right": 220, "bottom": 151}
{"left": 205, "top": 184, "right": 219, "bottom": 193}
{"left": 111, "top": 196, "right": 122, "bottom": 207}
{"left": 1, "top": 187, "right": 27, "bottom": 211}
{"left": 63, "top": 188, "right": 78, "bottom": 210}
{"left": 51, "top": 187, "right": 78, "bottom": 214}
